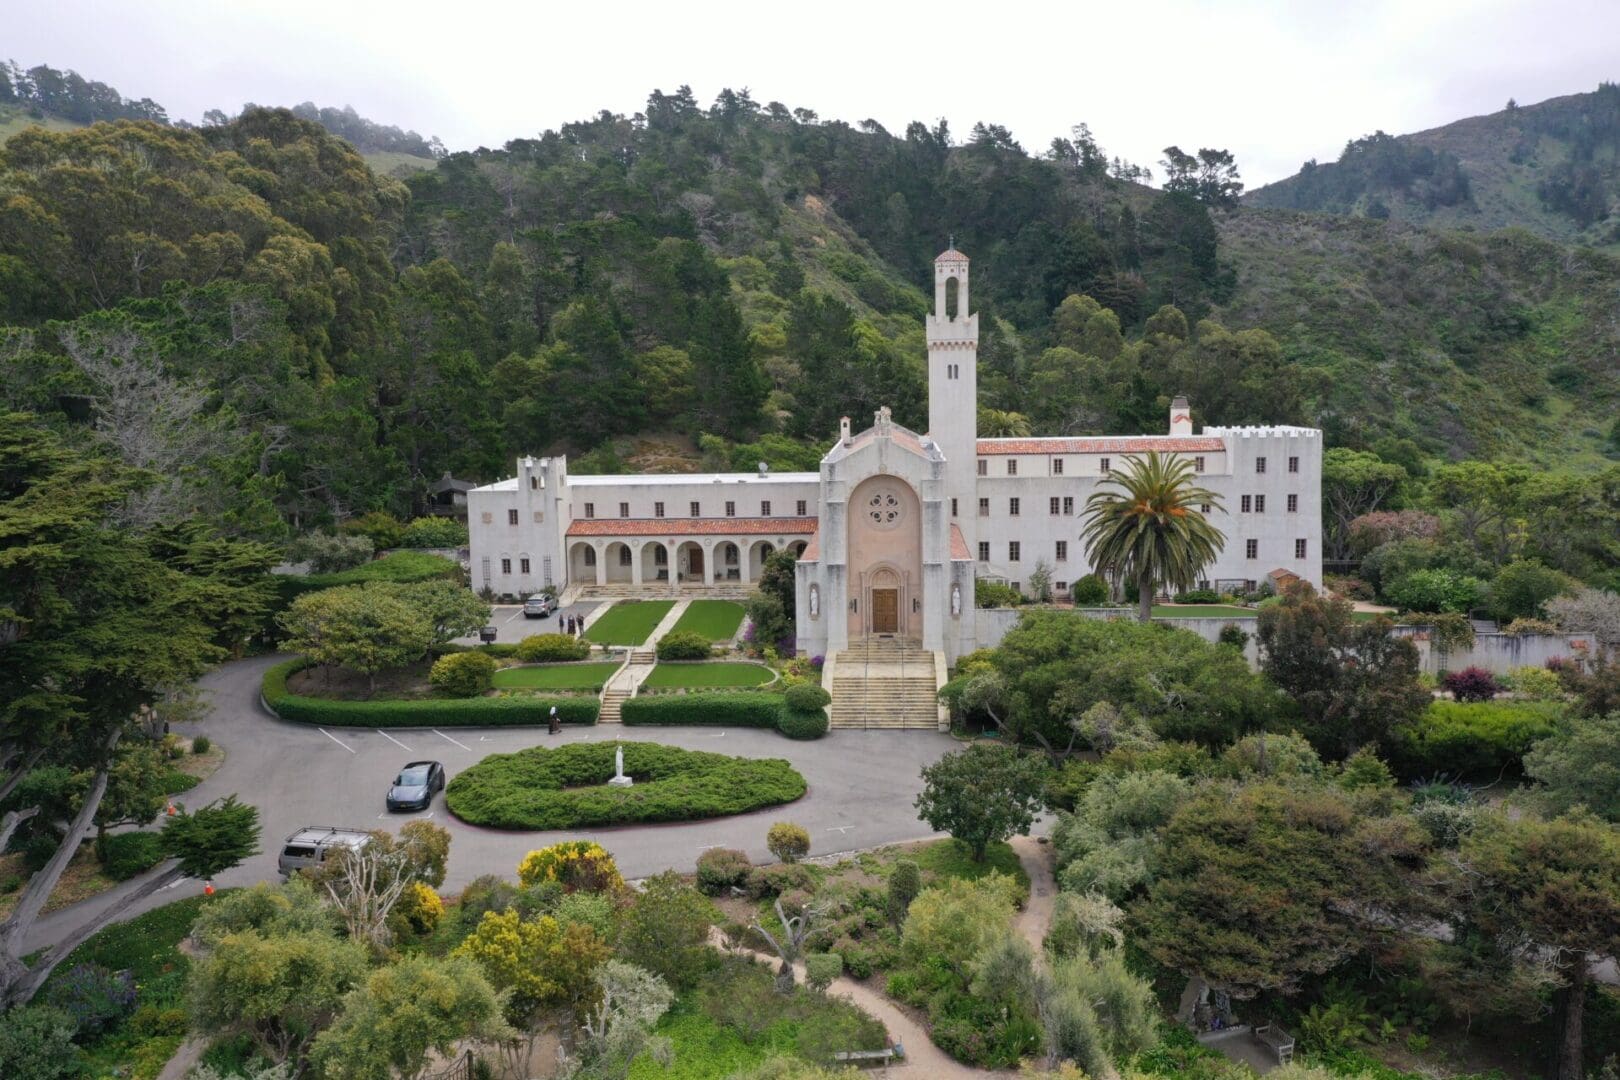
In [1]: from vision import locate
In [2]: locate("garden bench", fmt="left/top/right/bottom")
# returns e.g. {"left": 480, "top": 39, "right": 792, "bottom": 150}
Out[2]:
{"left": 833, "top": 1044, "right": 902, "bottom": 1068}
{"left": 1254, "top": 1021, "right": 1295, "bottom": 1065}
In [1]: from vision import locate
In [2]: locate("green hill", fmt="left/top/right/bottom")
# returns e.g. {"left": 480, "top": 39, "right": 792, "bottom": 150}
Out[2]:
{"left": 1248, "top": 83, "right": 1620, "bottom": 251}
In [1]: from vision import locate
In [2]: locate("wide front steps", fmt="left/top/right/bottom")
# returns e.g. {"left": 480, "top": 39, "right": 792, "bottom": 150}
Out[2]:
{"left": 628, "top": 648, "right": 656, "bottom": 665}
{"left": 599, "top": 687, "right": 630, "bottom": 723}
{"left": 837, "top": 637, "right": 924, "bottom": 662}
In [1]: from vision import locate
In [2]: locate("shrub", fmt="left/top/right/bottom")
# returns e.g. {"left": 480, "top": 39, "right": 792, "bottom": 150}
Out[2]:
{"left": 805, "top": 953, "right": 843, "bottom": 992}
{"left": 1385, "top": 568, "right": 1485, "bottom": 614}
{"left": 695, "top": 848, "right": 752, "bottom": 894}
{"left": 447, "top": 743, "right": 806, "bottom": 829}
{"left": 887, "top": 859, "right": 921, "bottom": 923}
{"left": 0, "top": 1005, "right": 80, "bottom": 1080}
{"left": 1506, "top": 665, "right": 1564, "bottom": 701}
{"left": 655, "top": 630, "right": 713, "bottom": 661}
{"left": 401, "top": 517, "right": 468, "bottom": 549}
{"left": 1216, "top": 623, "right": 1249, "bottom": 649}
{"left": 1071, "top": 575, "right": 1109, "bottom": 605}
{"left": 975, "top": 579, "right": 1023, "bottom": 608}
{"left": 1384, "top": 700, "right": 1565, "bottom": 780}
{"left": 514, "top": 633, "right": 590, "bottom": 663}
{"left": 517, "top": 840, "right": 624, "bottom": 894}
{"left": 1442, "top": 666, "right": 1500, "bottom": 703}
{"left": 341, "top": 510, "right": 407, "bottom": 550}
{"left": 287, "top": 531, "right": 374, "bottom": 574}
{"left": 1176, "top": 588, "right": 1221, "bottom": 604}
{"left": 393, "top": 881, "right": 443, "bottom": 935}
{"left": 262, "top": 658, "right": 596, "bottom": 727}
{"left": 191, "top": 735, "right": 211, "bottom": 755}
{"left": 42, "top": 963, "right": 136, "bottom": 1036}
{"left": 621, "top": 691, "right": 786, "bottom": 727}
{"left": 784, "top": 683, "right": 831, "bottom": 712}
{"left": 1325, "top": 575, "right": 1375, "bottom": 601}
{"left": 777, "top": 708, "right": 829, "bottom": 740}
{"left": 746, "top": 863, "right": 815, "bottom": 899}
{"left": 99, "top": 831, "right": 165, "bottom": 881}
{"left": 767, "top": 822, "right": 811, "bottom": 863}
{"left": 429, "top": 651, "right": 496, "bottom": 697}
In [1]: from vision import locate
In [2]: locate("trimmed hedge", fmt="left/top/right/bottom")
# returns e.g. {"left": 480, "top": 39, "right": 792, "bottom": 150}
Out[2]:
{"left": 656, "top": 630, "right": 714, "bottom": 661}
{"left": 100, "top": 832, "right": 165, "bottom": 881}
{"left": 445, "top": 741, "right": 806, "bottom": 829}
{"left": 262, "top": 657, "right": 597, "bottom": 727}
{"left": 777, "top": 709, "right": 829, "bottom": 740}
{"left": 1384, "top": 699, "right": 1564, "bottom": 780}
{"left": 621, "top": 692, "right": 786, "bottom": 728}
{"left": 515, "top": 634, "right": 590, "bottom": 663}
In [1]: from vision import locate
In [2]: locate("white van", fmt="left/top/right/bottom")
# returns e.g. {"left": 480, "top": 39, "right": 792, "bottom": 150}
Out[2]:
{"left": 277, "top": 826, "right": 373, "bottom": 877}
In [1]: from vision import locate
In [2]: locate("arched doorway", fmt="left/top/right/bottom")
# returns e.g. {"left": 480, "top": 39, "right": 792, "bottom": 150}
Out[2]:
{"left": 748, "top": 541, "right": 776, "bottom": 581}
{"left": 846, "top": 475, "right": 922, "bottom": 641}
{"left": 604, "top": 542, "right": 632, "bottom": 584}
{"left": 717, "top": 542, "right": 741, "bottom": 582}
{"left": 868, "top": 566, "right": 901, "bottom": 634}
{"left": 640, "top": 541, "right": 670, "bottom": 584}
{"left": 676, "top": 541, "right": 707, "bottom": 584}
{"left": 568, "top": 541, "right": 599, "bottom": 585}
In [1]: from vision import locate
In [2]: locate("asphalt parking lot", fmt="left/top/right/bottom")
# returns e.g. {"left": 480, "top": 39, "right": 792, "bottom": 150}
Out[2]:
{"left": 465, "top": 601, "right": 601, "bottom": 644}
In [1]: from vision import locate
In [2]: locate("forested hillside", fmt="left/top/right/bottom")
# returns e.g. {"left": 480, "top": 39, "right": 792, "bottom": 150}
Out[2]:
{"left": 1249, "top": 83, "right": 1620, "bottom": 250}
{"left": 1, "top": 79, "right": 1617, "bottom": 540}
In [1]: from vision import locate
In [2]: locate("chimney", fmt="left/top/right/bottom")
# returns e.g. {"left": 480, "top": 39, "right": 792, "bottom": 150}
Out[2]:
{"left": 1169, "top": 396, "right": 1193, "bottom": 436}
{"left": 840, "top": 416, "right": 852, "bottom": 445}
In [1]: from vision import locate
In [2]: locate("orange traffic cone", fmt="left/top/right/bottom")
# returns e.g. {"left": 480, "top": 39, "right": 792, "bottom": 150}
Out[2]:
{"left": 203, "top": 880, "right": 215, "bottom": 896}
{"left": 166, "top": 802, "right": 176, "bottom": 816}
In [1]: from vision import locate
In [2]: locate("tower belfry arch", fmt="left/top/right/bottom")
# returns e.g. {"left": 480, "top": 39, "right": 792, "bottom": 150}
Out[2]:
{"left": 926, "top": 242, "right": 979, "bottom": 559}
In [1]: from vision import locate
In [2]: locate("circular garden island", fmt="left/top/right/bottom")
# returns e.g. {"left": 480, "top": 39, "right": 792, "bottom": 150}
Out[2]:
{"left": 445, "top": 740, "right": 806, "bottom": 830}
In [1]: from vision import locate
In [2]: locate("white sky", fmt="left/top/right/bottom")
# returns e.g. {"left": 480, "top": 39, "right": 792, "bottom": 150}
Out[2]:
{"left": 8, "top": 0, "right": 1619, "bottom": 185}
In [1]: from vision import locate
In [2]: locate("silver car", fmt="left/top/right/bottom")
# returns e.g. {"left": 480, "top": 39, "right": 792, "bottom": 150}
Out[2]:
{"left": 277, "top": 826, "right": 373, "bottom": 877}
{"left": 523, "top": 594, "right": 555, "bottom": 618}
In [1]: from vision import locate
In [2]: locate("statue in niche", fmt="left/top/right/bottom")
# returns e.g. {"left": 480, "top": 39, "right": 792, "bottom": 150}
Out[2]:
{"left": 950, "top": 582, "right": 962, "bottom": 617}
{"left": 809, "top": 584, "right": 820, "bottom": 620}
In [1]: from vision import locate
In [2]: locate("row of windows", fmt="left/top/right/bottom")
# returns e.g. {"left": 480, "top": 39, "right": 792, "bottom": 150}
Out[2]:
{"left": 574, "top": 499, "right": 810, "bottom": 520}
{"left": 1236, "top": 494, "right": 1301, "bottom": 513}
{"left": 975, "top": 454, "right": 1300, "bottom": 478}
{"left": 976, "top": 538, "right": 1309, "bottom": 563}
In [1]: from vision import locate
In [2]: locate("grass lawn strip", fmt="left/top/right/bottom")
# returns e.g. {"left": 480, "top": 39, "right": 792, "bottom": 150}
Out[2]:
{"left": 585, "top": 600, "right": 676, "bottom": 645}
{"left": 493, "top": 661, "right": 622, "bottom": 691}
{"left": 446, "top": 741, "right": 805, "bottom": 829}
{"left": 668, "top": 599, "right": 746, "bottom": 641}
{"left": 1149, "top": 604, "right": 1257, "bottom": 619}
{"left": 643, "top": 662, "right": 774, "bottom": 689}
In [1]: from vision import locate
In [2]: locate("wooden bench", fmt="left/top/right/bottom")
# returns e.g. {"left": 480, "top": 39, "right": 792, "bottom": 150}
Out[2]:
{"left": 833, "top": 1044, "right": 903, "bottom": 1068}
{"left": 1254, "top": 1021, "right": 1295, "bottom": 1065}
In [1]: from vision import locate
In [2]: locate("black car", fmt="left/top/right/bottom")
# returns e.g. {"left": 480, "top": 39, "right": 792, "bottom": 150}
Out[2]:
{"left": 386, "top": 760, "right": 446, "bottom": 811}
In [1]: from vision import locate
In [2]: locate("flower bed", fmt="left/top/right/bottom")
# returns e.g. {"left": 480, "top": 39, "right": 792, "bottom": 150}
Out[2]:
{"left": 621, "top": 691, "right": 786, "bottom": 727}
{"left": 445, "top": 741, "right": 806, "bottom": 829}
{"left": 262, "top": 658, "right": 598, "bottom": 726}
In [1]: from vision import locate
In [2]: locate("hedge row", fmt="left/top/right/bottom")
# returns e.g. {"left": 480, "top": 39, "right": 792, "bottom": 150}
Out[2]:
{"left": 1384, "top": 699, "right": 1564, "bottom": 781}
{"left": 445, "top": 741, "right": 806, "bottom": 829}
{"left": 621, "top": 692, "right": 787, "bottom": 728}
{"left": 261, "top": 658, "right": 597, "bottom": 727}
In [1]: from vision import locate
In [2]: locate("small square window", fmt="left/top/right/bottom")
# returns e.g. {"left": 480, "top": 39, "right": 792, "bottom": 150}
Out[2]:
{"left": 1053, "top": 458, "right": 1064, "bottom": 475}
{"left": 978, "top": 498, "right": 990, "bottom": 517}
{"left": 500, "top": 558, "right": 511, "bottom": 574}
{"left": 520, "top": 557, "right": 530, "bottom": 574}
{"left": 619, "top": 502, "right": 629, "bottom": 518}
{"left": 1287, "top": 494, "right": 1298, "bottom": 513}
{"left": 1194, "top": 455, "right": 1205, "bottom": 473}
{"left": 1245, "top": 539, "right": 1258, "bottom": 559}
{"left": 761, "top": 500, "right": 771, "bottom": 516}
{"left": 1241, "top": 495, "right": 1252, "bottom": 513}
{"left": 1295, "top": 538, "right": 1308, "bottom": 559}
{"left": 690, "top": 501, "right": 700, "bottom": 517}
{"left": 725, "top": 501, "right": 736, "bottom": 517}
{"left": 507, "top": 508, "right": 519, "bottom": 525}
{"left": 1055, "top": 540, "right": 1068, "bottom": 561}
{"left": 1288, "top": 456, "right": 1299, "bottom": 474}
{"left": 1255, "top": 494, "right": 1266, "bottom": 513}
{"left": 1100, "top": 457, "right": 1111, "bottom": 474}
{"left": 796, "top": 500, "right": 807, "bottom": 516}
{"left": 1062, "top": 496, "right": 1074, "bottom": 515}
{"left": 1009, "top": 541, "right": 1021, "bottom": 562}
{"left": 1009, "top": 497, "right": 1020, "bottom": 516}
{"left": 977, "top": 542, "right": 990, "bottom": 562}
{"left": 583, "top": 503, "right": 594, "bottom": 519}
{"left": 1056, "top": 581, "right": 1068, "bottom": 593}
{"left": 1200, "top": 503, "right": 1211, "bottom": 514}
{"left": 1256, "top": 456, "right": 1267, "bottom": 474}
{"left": 1007, "top": 460, "right": 1018, "bottom": 476}
{"left": 977, "top": 459, "right": 988, "bottom": 476}
{"left": 655, "top": 501, "right": 665, "bottom": 518}
{"left": 1049, "top": 497, "right": 1060, "bottom": 515}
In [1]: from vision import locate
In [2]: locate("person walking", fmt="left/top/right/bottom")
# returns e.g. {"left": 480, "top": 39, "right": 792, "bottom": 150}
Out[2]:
{"left": 549, "top": 705, "right": 561, "bottom": 735}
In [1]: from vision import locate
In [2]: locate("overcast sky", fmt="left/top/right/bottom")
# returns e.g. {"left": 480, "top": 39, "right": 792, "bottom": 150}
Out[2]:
{"left": 9, "top": 0, "right": 1619, "bottom": 185}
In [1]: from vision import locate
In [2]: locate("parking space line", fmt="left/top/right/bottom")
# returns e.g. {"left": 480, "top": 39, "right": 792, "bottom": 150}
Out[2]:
{"left": 319, "top": 728, "right": 356, "bottom": 753}
{"left": 433, "top": 729, "right": 473, "bottom": 751}
{"left": 375, "top": 730, "right": 412, "bottom": 752}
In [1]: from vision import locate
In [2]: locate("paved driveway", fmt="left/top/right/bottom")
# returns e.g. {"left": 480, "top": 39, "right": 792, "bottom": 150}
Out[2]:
{"left": 27, "top": 654, "right": 968, "bottom": 954}
{"left": 468, "top": 602, "right": 598, "bottom": 644}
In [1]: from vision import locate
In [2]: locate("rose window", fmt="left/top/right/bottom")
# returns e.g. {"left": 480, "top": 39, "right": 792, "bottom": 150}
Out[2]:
{"left": 867, "top": 489, "right": 903, "bottom": 529}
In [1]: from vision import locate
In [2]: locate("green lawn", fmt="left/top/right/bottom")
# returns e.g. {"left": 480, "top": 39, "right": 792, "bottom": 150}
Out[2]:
{"left": 585, "top": 600, "right": 676, "bottom": 645}
{"left": 643, "top": 663, "right": 774, "bottom": 689}
{"left": 493, "top": 661, "right": 621, "bottom": 691}
{"left": 1150, "top": 604, "right": 1256, "bottom": 619}
{"left": 669, "top": 599, "right": 747, "bottom": 641}
{"left": 911, "top": 838, "right": 1032, "bottom": 900}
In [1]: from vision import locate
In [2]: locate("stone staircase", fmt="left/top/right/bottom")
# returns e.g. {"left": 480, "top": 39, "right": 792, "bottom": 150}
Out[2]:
{"left": 829, "top": 637, "right": 944, "bottom": 730}
{"left": 599, "top": 683, "right": 632, "bottom": 724}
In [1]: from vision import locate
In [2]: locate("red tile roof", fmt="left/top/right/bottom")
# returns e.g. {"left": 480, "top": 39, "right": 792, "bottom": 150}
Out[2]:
{"left": 935, "top": 247, "right": 969, "bottom": 263}
{"left": 949, "top": 524, "right": 971, "bottom": 561}
{"left": 976, "top": 437, "right": 1226, "bottom": 455}
{"left": 566, "top": 517, "right": 818, "bottom": 538}
{"left": 799, "top": 527, "right": 820, "bottom": 560}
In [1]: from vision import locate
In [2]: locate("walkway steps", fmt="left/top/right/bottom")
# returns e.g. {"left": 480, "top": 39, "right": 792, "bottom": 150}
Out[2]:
{"left": 828, "top": 637, "right": 945, "bottom": 730}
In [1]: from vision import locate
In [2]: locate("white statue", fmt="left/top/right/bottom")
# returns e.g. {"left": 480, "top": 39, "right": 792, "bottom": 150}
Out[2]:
{"left": 951, "top": 582, "right": 962, "bottom": 617}
{"left": 609, "top": 742, "right": 633, "bottom": 787}
{"left": 809, "top": 585, "right": 820, "bottom": 619}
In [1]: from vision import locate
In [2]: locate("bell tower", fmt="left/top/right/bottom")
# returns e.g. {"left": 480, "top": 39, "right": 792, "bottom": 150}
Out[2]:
{"left": 926, "top": 241, "right": 979, "bottom": 554}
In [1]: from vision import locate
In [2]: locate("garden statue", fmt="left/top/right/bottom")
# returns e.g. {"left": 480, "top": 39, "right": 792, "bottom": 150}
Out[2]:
{"left": 609, "top": 742, "right": 633, "bottom": 787}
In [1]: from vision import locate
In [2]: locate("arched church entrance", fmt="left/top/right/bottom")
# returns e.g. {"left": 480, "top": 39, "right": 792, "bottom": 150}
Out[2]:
{"left": 846, "top": 474, "right": 923, "bottom": 641}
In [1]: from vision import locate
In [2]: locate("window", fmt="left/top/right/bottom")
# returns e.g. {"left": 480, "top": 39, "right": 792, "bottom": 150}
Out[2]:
{"left": 1256, "top": 456, "right": 1267, "bottom": 474}
{"left": 1254, "top": 494, "right": 1266, "bottom": 513}
{"left": 1056, "top": 581, "right": 1068, "bottom": 593}
{"left": 1007, "top": 460, "right": 1018, "bottom": 476}
{"left": 583, "top": 503, "right": 594, "bottom": 519}
{"left": 1049, "top": 496, "right": 1060, "bottom": 515}
{"left": 1295, "top": 538, "right": 1308, "bottom": 559}
{"left": 1055, "top": 540, "right": 1068, "bottom": 562}
{"left": 689, "top": 501, "right": 700, "bottom": 517}
{"left": 978, "top": 542, "right": 990, "bottom": 562}
{"left": 951, "top": 497, "right": 958, "bottom": 517}
{"left": 796, "top": 500, "right": 807, "bottom": 516}
{"left": 1053, "top": 458, "right": 1064, "bottom": 475}
{"left": 1009, "top": 541, "right": 1022, "bottom": 562}
{"left": 978, "top": 498, "right": 990, "bottom": 517}
{"left": 1200, "top": 503, "right": 1211, "bottom": 514}
{"left": 1100, "top": 457, "right": 1111, "bottom": 474}
{"left": 542, "top": 556, "right": 552, "bottom": 586}
{"left": 500, "top": 557, "right": 511, "bottom": 574}
{"left": 1194, "top": 455, "right": 1205, "bottom": 473}
{"left": 654, "top": 546, "right": 667, "bottom": 566}
{"left": 1245, "top": 539, "right": 1258, "bottom": 560}
{"left": 583, "top": 548, "right": 596, "bottom": 567}
{"left": 507, "top": 508, "right": 519, "bottom": 525}
{"left": 1011, "top": 582, "right": 1021, "bottom": 594}
{"left": 1062, "top": 496, "right": 1074, "bottom": 515}
{"left": 619, "top": 502, "right": 629, "bottom": 518}
{"left": 725, "top": 501, "right": 736, "bottom": 518}
{"left": 761, "top": 500, "right": 771, "bottom": 516}
{"left": 1241, "top": 495, "right": 1252, "bottom": 513}
{"left": 654, "top": 501, "right": 665, "bottom": 518}
{"left": 1287, "top": 494, "right": 1298, "bottom": 513}
{"left": 1009, "top": 497, "right": 1020, "bottom": 516}
{"left": 520, "top": 557, "right": 530, "bottom": 574}
{"left": 1288, "top": 456, "right": 1299, "bottom": 474}
{"left": 977, "top": 459, "right": 988, "bottom": 476}
{"left": 530, "top": 475, "right": 539, "bottom": 490}
{"left": 618, "top": 546, "right": 632, "bottom": 566}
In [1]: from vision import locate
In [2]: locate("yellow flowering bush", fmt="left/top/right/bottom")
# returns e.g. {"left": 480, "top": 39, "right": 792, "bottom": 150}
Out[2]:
{"left": 517, "top": 840, "right": 624, "bottom": 894}
{"left": 454, "top": 908, "right": 609, "bottom": 1021}
{"left": 394, "top": 881, "right": 444, "bottom": 934}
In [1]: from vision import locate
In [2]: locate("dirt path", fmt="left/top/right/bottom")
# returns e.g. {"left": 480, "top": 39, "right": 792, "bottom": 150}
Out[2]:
{"left": 1011, "top": 835, "right": 1056, "bottom": 954}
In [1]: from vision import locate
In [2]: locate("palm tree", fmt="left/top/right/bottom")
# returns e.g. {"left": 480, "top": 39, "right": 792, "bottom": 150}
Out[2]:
{"left": 1080, "top": 451, "right": 1225, "bottom": 623}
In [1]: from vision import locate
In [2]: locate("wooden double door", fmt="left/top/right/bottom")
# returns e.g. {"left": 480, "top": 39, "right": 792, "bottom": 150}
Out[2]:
{"left": 871, "top": 588, "right": 899, "bottom": 634}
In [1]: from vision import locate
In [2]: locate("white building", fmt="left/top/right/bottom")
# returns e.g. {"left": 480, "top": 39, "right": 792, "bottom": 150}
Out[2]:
{"left": 468, "top": 244, "right": 1322, "bottom": 726}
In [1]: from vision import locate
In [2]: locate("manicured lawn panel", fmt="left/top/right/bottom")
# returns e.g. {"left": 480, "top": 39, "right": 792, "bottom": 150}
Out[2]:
{"left": 493, "top": 662, "right": 621, "bottom": 690}
{"left": 643, "top": 663, "right": 774, "bottom": 689}
{"left": 263, "top": 658, "right": 598, "bottom": 726}
{"left": 445, "top": 741, "right": 806, "bottom": 829}
{"left": 1149, "top": 604, "right": 1257, "bottom": 619}
{"left": 669, "top": 599, "right": 747, "bottom": 641}
{"left": 585, "top": 600, "right": 676, "bottom": 645}
{"left": 622, "top": 692, "right": 786, "bottom": 728}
